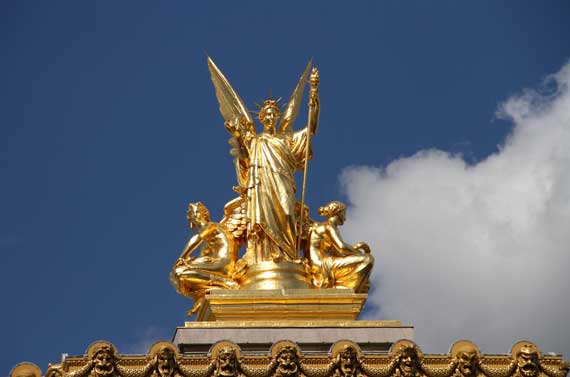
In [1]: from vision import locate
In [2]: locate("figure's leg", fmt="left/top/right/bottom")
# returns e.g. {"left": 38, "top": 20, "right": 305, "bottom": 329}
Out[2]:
{"left": 186, "top": 292, "right": 206, "bottom": 315}
{"left": 179, "top": 272, "right": 238, "bottom": 315}
{"left": 179, "top": 270, "right": 237, "bottom": 290}
{"left": 208, "top": 273, "right": 239, "bottom": 289}
{"left": 331, "top": 254, "right": 374, "bottom": 292}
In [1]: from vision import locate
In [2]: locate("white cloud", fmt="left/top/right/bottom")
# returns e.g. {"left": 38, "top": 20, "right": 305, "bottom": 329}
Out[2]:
{"left": 341, "top": 62, "right": 570, "bottom": 356}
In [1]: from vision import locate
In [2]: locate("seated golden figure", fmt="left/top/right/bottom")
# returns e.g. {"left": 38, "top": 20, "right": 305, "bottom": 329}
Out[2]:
{"left": 308, "top": 201, "right": 374, "bottom": 292}
{"left": 170, "top": 202, "right": 239, "bottom": 313}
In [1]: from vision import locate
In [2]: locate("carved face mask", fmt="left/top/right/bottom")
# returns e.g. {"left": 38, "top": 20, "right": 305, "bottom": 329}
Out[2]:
{"left": 517, "top": 350, "right": 540, "bottom": 377}
{"left": 339, "top": 348, "right": 357, "bottom": 375}
{"left": 276, "top": 349, "right": 299, "bottom": 377}
{"left": 398, "top": 349, "right": 418, "bottom": 377}
{"left": 457, "top": 351, "right": 478, "bottom": 377}
{"left": 216, "top": 350, "right": 237, "bottom": 377}
{"left": 93, "top": 350, "right": 115, "bottom": 377}
{"left": 156, "top": 350, "right": 176, "bottom": 377}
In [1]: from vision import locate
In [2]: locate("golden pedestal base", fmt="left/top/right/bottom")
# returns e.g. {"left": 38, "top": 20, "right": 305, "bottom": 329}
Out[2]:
{"left": 240, "top": 261, "right": 313, "bottom": 290}
{"left": 196, "top": 288, "right": 368, "bottom": 321}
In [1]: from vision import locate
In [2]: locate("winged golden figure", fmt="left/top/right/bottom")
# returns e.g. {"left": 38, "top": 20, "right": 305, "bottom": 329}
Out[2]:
{"left": 208, "top": 57, "right": 320, "bottom": 264}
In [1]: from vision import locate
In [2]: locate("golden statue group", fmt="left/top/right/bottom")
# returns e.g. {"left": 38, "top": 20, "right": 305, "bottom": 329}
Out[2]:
{"left": 11, "top": 58, "right": 570, "bottom": 377}
{"left": 170, "top": 58, "right": 374, "bottom": 313}
{"left": 10, "top": 58, "right": 570, "bottom": 377}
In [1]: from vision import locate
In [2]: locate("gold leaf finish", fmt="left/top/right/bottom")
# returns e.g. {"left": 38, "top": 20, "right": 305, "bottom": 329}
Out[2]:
{"left": 170, "top": 59, "right": 373, "bottom": 315}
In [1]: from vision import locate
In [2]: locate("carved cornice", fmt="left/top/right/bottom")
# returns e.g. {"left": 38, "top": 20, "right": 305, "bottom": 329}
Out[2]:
{"left": 13, "top": 340, "right": 568, "bottom": 377}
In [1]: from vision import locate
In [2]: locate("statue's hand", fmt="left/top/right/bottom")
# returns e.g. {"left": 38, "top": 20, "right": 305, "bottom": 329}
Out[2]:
{"left": 225, "top": 120, "right": 241, "bottom": 137}
{"left": 175, "top": 258, "right": 186, "bottom": 268}
{"left": 309, "top": 67, "right": 320, "bottom": 88}
{"left": 309, "top": 68, "right": 320, "bottom": 107}
{"left": 177, "top": 257, "right": 194, "bottom": 269}
{"left": 354, "top": 242, "right": 371, "bottom": 254}
{"left": 238, "top": 116, "right": 251, "bottom": 131}
{"left": 309, "top": 91, "right": 320, "bottom": 107}
{"left": 149, "top": 355, "right": 158, "bottom": 369}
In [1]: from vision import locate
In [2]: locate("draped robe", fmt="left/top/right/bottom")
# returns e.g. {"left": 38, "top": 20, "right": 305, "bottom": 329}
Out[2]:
{"left": 237, "top": 128, "right": 310, "bottom": 263}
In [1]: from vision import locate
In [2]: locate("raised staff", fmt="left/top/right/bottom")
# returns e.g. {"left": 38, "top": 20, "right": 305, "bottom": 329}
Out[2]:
{"left": 297, "top": 68, "right": 320, "bottom": 252}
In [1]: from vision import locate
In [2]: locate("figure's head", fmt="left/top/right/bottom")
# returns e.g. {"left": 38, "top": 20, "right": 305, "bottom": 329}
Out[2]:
{"left": 338, "top": 346, "right": 359, "bottom": 376}
{"left": 318, "top": 201, "right": 347, "bottom": 224}
{"left": 516, "top": 344, "right": 540, "bottom": 377}
{"left": 393, "top": 342, "right": 421, "bottom": 377}
{"left": 215, "top": 347, "right": 238, "bottom": 377}
{"left": 451, "top": 342, "right": 480, "bottom": 377}
{"left": 258, "top": 99, "right": 281, "bottom": 129}
{"left": 92, "top": 345, "right": 116, "bottom": 377}
{"left": 10, "top": 363, "right": 42, "bottom": 377}
{"left": 155, "top": 347, "right": 177, "bottom": 377}
{"left": 187, "top": 202, "right": 210, "bottom": 229}
{"left": 275, "top": 346, "right": 299, "bottom": 377}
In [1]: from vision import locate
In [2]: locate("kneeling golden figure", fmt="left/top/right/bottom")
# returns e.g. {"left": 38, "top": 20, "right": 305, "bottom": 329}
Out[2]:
{"left": 308, "top": 201, "right": 374, "bottom": 292}
{"left": 170, "top": 202, "right": 239, "bottom": 314}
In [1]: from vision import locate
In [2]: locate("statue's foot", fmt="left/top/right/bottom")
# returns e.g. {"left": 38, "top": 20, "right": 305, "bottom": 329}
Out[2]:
{"left": 225, "top": 279, "right": 239, "bottom": 289}
{"left": 187, "top": 298, "right": 204, "bottom": 315}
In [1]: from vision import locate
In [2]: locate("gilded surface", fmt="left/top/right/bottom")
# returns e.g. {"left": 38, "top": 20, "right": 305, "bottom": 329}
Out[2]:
{"left": 194, "top": 289, "right": 369, "bottom": 321}
{"left": 10, "top": 363, "right": 42, "bottom": 377}
{"left": 16, "top": 340, "right": 568, "bottom": 377}
{"left": 170, "top": 58, "right": 374, "bottom": 312}
{"left": 308, "top": 201, "right": 374, "bottom": 292}
{"left": 170, "top": 203, "right": 239, "bottom": 314}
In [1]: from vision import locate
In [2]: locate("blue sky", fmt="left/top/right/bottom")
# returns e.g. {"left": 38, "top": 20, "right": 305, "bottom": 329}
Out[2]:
{"left": 2, "top": 1, "right": 570, "bottom": 373}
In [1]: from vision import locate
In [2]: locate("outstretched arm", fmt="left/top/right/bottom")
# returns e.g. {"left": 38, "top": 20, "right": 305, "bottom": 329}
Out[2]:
{"left": 307, "top": 68, "right": 320, "bottom": 136}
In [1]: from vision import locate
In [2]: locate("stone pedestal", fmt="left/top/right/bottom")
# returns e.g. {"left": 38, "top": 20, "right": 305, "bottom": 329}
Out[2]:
{"left": 175, "top": 288, "right": 412, "bottom": 355}
{"left": 173, "top": 320, "right": 413, "bottom": 354}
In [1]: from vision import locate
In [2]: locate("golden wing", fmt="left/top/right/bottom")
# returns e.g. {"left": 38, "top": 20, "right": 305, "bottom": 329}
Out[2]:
{"left": 220, "top": 196, "right": 247, "bottom": 241}
{"left": 279, "top": 60, "right": 312, "bottom": 133}
{"left": 207, "top": 57, "right": 254, "bottom": 129}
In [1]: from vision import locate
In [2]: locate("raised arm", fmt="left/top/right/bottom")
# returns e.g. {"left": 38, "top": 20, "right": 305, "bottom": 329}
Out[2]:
{"left": 307, "top": 68, "right": 320, "bottom": 136}
{"left": 226, "top": 117, "right": 252, "bottom": 162}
